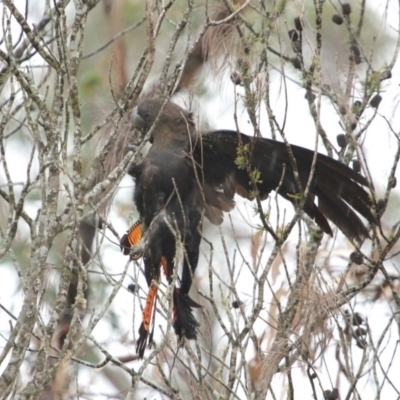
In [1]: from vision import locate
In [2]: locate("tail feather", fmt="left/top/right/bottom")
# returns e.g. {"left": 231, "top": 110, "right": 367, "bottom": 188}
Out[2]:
{"left": 137, "top": 322, "right": 150, "bottom": 359}
{"left": 136, "top": 283, "right": 158, "bottom": 358}
{"left": 173, "top": 289, "right": 201, "bottom": 341}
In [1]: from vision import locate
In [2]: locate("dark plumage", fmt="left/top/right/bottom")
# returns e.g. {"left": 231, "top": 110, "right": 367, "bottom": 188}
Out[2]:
{"left": 123, "top": 98, "right": 375, "bottom": 357}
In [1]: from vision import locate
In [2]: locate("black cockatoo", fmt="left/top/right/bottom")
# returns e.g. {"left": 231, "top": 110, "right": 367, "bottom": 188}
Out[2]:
{"left": 121, "top": 98, "right": 375, "bottom": 358}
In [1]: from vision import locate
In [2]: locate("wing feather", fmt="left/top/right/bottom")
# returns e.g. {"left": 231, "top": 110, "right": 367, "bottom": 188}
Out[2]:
{"left": 194, "top": 130, "right": 375, "bottom": 240}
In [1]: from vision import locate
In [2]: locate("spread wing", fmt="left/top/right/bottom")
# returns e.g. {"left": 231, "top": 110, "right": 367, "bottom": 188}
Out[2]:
{"left": 193, "top": 130, "right": 375, "bottom": 241}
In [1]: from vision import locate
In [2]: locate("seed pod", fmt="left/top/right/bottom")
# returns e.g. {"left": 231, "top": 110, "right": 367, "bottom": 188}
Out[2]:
{"left": 332, "top": 14, "right": 344, "bottom": 25}
{"left": 350, "top": 44, "right": 360, "bottom": 57}
{"left": 350, "top": 251, "right": 364, "bottom": 265}
{"left": 232, "top": 300, "right": 243, "bottom": 309}
{"left": 323, "top": 389, "right": 339, "bottom": 400}
{"left": 376, "top": 199, "right": 386, "bottom": 216}
{"left": 370, "top": 94, "right": 382, "bottom": 108}
{"left": 342, "top": 3, "right": 352, "bottom": 15}
{"left": 127, "top": 284, "right": 136, "bottom": 293}
{"left": 390, "top": 176, "right": 397, "bottom": 189}
{"left": 352, "top": 160, "right": 361, "bottom": 173}
{"left": 294, "top": 17, "right": 303, "bottom": 31}
{"left": 230, "top": 71, "right": 242, "bottom": 86}
{"left": 349, "top": 53, "right": 362, "bottom": 64}
{"left": 330, "top": 389, "right": 339, "bottom": 400}
{"left": 291, "top": 57, "right": 301, "bottom": 70}
{"left": 354, "top": 327, "right": 367, "bottom": 337}
{"left": 350, "top": 121, "right": 357, "bottom": 131}
{"left": 288, "top": 29, "right": 299, "bottom": 42}
{"left": 336, "top": 134, "right": 347, "bottom": 148}
{"left": 355, "top": 336, "right": 368, "bottom": 349}
{"left": 345, "top": 309, "right": 365, "bottom": 326}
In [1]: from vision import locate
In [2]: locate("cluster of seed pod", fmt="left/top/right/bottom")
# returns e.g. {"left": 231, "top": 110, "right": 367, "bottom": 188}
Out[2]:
{"left": 323, "top": 388, "right": 339, "bottom": 400}
{"left": 288, "top": 17, "right": 303, "bottom": 70}
{"left": 332, "top": 3, "right": 352, "bottom": 25}
{"left": 344, "top": 309, "right": 369, "bottom": 349}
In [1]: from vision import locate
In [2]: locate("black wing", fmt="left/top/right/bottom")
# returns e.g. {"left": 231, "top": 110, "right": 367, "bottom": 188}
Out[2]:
{"left": 193, "top": 130, "right": 375, "bottom": 241}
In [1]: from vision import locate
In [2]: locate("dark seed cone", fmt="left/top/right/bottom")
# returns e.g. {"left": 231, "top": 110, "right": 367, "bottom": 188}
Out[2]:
{"left": 370, "top": 94, "right": 382, "bottom": 108}
{"left": 336, "top": 134, "right": 347, "bottom": 148}
{"left": 324, "top": 388, "right": 339, "bottom": 400}
{"left": 172, "top": 289, "right": 201, "bottom": 341}
{"left": 351, "top": 312, "right": 365, "bottom": 326}
{"left": 376, "top": 199, "right": 386, "bottom": 217}
{"left": 350, "top": 44, "right": 360, "bottom": 57}
{"left": 294, "top": 17, "right": 303, "bottom": 32}
{"left": 230, "top": 71, "right": 242, "bottom": 86}
{"left": 127, "top": 284, "right": 136, "bottom": 293}
{"left": 355, "top": 334, "right": 368, "bottom": 349}
{"left": 332, "top": 14, "right": 344, "bottom": 25}
{"left": 349, "top": 53, "right": 362, "bottom": 64}
{"left": 232, "top": 300, "right": 243, "bottom": 309}
{"left": 354, "top": 326, "right": 367, "bottom": 336}
{"left": 288, "top": 29, "right": 299, "bottom": 42}
{"left": 350, "top": 251, "right": 364, "bottom": 265}
{"left": 291, "top": 57, "right": 302, "bottom": 70}
{"left": 342, "top": 3, "right": 352, "bottom": 15}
